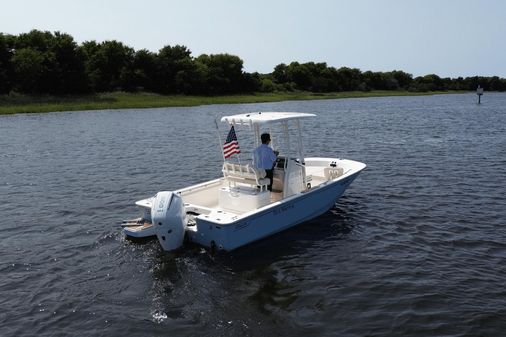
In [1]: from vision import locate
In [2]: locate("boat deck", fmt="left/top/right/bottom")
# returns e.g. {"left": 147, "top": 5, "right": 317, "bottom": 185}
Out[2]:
{"left": 270, "top": 191, "right": 283, "bottom": 202}
{"left": 182, "top": 189, "right": 284, "bottom": 227}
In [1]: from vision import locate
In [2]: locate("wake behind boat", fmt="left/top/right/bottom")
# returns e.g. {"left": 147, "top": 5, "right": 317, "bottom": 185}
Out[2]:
{"left": 122, "top": 112, "right": 366, "bottom": 252}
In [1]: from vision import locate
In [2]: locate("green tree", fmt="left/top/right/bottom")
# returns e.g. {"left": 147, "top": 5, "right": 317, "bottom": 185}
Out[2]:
{"left": 272, "top": 63, "right": 288, "bottom": 83}
{"left": 157, "top": 45, "right": 193, "bottom": 93}
{"left": 51, "top": 32, "right": 87, "bottom": 93}
{"left": 14, "top": 30, "right": 54, "bottom": 52}
{"left": 12, "top": 30, "right": 58, "bottom": 93}
{"left": 412, "top": 74, "right": 443, "bottom": 91}
{"left": 335, "top": 67, "right": 362, "bottom": 91}
{"left": 241, "top": 72, "right": 262, "bottom": 93}
{"left": 390, "top": 70, "right": 413, "bottom": 89}
{"left": 362, "top": 71, "right": 399, "bottom": 90}
{"left": 285, "top": 62, "right": 313, "bottom": 90}
{"left": 131, "top": 49, "right": 158, "bottom": 92}
{"left": 83, "top": 40, "right": 134, "bottom": 92}
{"left": 303, "top": 62, "right": 331, "bottom": 92}
{"left": 8, "top": 30, "right": 87, "bottom": 94}
{"left": 195, "top": 53, "right": 245, "bottom": 94}
{"left": 11, "top": 47, "right": 46, "bottom": 93}
{"left": 489, "top": 76, "right": 506, "bottom": 91}
{"left": 174, "top": 58, "right": 207, "bottom": 94}
{"left": 0, "top": 33, "right": 14, "bottom": 93}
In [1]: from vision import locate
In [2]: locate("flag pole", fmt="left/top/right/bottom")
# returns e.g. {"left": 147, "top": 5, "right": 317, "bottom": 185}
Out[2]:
{"left": 234, "top": 123, "right": 242, "bottom": 166}
{"left": 214, "top": 119, "right": 226, "bottom": 161}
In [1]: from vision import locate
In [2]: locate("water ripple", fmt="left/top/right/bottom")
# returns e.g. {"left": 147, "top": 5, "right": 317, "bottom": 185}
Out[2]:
{"left": 1, "top": 94, "right": 506, "bottom": 336}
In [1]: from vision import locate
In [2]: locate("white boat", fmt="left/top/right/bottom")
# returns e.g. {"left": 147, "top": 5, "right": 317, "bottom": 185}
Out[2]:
{"left": 122, "top": 112, "right": 366, "bottom": 252}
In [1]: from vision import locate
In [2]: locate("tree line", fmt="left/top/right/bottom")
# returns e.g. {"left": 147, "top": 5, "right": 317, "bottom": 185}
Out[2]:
{"left": 1, "top": 30, "right": 505, "bottom": 96}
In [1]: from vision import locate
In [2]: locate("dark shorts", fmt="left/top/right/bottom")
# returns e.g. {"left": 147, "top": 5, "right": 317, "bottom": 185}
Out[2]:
{"left": 265, "top": 169, "right": 273, "bottom": 191}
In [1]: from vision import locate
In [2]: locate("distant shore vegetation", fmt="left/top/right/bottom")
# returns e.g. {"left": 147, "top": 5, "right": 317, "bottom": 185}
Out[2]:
{"left": 1, "top": 90, "right": 462, "bottom": 115}
{"left": 1, "top": 30, "right": 505, "bottom": 99}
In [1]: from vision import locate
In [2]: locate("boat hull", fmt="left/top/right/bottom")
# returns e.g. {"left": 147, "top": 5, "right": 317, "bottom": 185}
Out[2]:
{"left": 188, "top": 170, "right": 362, "bottom": 251}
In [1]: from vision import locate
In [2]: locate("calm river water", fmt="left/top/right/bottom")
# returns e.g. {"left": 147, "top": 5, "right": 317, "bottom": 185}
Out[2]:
{"left": 1, "top": 93, "right": 505, "bottom": 337}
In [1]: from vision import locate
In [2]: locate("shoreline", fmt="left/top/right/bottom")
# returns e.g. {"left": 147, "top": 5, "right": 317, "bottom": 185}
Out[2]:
{"left": 0, "top": 90, "right": 468, "bottom": 115}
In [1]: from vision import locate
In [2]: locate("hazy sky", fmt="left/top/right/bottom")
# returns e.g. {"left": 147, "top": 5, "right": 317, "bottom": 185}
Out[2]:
{"left": 2, "top": 0, "right": 505, "bottom": 77}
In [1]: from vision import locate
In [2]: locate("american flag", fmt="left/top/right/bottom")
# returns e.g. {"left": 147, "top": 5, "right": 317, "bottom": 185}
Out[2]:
{"left": 223, "top": 125, "right": 241, "bottom": 159}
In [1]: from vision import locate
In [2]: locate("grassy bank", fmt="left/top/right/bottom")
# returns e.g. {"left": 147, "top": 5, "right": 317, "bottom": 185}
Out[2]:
{"left": 0, "top": 90, "right": 465, "bottom": 115}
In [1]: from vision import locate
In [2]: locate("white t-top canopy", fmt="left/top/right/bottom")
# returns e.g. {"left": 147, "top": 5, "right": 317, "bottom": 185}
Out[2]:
{"left": 221, "top": 112, "right": 316, "bottom": 126}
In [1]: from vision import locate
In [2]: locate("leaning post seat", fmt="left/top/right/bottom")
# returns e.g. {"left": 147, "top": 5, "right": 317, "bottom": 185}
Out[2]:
{"left": 222, "top": 162, "right": 270, "bottom": 190}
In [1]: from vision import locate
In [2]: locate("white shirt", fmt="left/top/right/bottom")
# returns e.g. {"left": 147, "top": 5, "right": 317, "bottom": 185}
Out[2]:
{"left": 253, "top": 144, "right": 277, "bottom": 170}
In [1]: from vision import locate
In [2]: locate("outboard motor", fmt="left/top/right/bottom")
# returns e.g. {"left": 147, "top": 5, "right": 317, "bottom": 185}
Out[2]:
{"left": 151, "top": 191, "right": 186, "bottom": 251}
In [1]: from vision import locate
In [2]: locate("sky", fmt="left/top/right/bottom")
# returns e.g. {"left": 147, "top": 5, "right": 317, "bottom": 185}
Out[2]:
{"left": 1, "top": 0, "right": 505, "bottom": 78}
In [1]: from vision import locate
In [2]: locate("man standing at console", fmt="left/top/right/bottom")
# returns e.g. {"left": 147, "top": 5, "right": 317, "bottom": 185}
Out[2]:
{"left": 253, "top": 133, "right": 278, "bottom": 191}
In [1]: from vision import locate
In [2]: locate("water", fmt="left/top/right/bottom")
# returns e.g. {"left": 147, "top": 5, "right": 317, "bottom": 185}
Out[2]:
{"left": 1, "top": 93, "right": 505, "bottom": 337}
